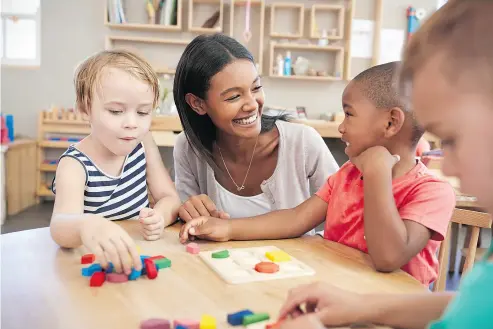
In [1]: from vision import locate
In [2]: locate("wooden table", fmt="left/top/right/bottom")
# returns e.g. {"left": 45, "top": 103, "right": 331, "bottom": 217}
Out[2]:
{"left": 1, "top": 222, "right": 426, "bottom": 329}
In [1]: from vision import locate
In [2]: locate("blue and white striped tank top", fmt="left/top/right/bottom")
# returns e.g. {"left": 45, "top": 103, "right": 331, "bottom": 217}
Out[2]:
{"left": 52, "top": 143, "right": 150, "bottom": 220}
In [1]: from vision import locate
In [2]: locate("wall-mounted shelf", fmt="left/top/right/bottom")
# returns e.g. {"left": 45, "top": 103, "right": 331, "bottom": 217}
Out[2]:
{"left": 104, "top": 0, "right": 183, "bottom": 31}
{"left": 269, "top": 42, "right": 344, "bottom": 81}
{"left": 270, "top": 3, "right": 304, "bottom": 39}
{"left": 188, "top": 0, "right": 223, "bottom": 33}
{"left": 310, "top": 4, "right": 345, "bottom": 39}
{"left": 105, "top": 22, "right": 181, "bottom": 32}
{"left": 230, "top": 0, "right": 265, "bottom": 74}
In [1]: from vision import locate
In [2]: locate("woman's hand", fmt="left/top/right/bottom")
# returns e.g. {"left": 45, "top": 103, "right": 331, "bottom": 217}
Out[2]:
{"left": 178, "top": 194, "right": 230, "bottom": 221}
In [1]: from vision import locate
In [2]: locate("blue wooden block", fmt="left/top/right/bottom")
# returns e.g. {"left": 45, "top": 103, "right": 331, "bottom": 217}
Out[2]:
{"left": 175, "top": 326, "right": 188, "bottom": 329}
{"left": 140, "top": 256, "right": 149, "bottom": 275}
{"left": 128, "top": 268, "right": 141, "bottom": 280}
{"left": 81, "top": 263, "right": 102, "bottom": 277}
{"left": 227, "top": 309, "right": 254, "bottom": 326}
{"left": 104, "top": 262, "right": 114, "bottom": 273}
{"left": 50, "top": 137, "right": 61, "bottom": 141}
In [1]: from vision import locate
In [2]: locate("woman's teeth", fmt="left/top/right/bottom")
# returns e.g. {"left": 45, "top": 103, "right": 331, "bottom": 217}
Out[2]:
{"left": 233, "top": 113, "right": 258, "bottom": 125}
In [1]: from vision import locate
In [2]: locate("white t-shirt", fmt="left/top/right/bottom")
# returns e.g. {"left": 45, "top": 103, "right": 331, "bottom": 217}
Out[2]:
{"left": 215, "top": 181, "right": 272, "bottom": 218}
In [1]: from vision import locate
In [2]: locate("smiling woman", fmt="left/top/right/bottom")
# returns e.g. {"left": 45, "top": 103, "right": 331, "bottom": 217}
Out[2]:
{"left": 173, "top": 34, "right": 339, "bottom": 228}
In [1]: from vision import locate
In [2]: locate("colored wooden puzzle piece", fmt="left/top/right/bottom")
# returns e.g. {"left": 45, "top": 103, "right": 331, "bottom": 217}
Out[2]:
{"left": 254, "top": 262, "right": 280, "bottom": 274}
{"left": 265, "top": 250, "right": 291, "bottom": 262}
{"left": 90, "top": 271, "right": 105, "bottom": 287}
{"left": 174, "top": 319, "right": 200, "bottom": 329}
{"left": 154, "top": 258, "right": 171, "bottom": 270}
{"left": 81, "top": 253, "right": 95, "bottom": 264}
{"left": 211, "top": 250, "right": 229, "bottom": 259}
{"left": 140, "top": 318, "right": 170, "bottom": 329}
{"left": 227, "top": 309, "right": 254, "bottom": 326}
{"left": 136, "top": 245, "right": 142, "bottom": 254}
{"left": 104, "top": 262, "right": 114, "bottom": 273}
{"left": 200, "top": 314, "right": 216, "bottom": 329}
{"left": 186, "top": 242, "right": 200, "bottom": 254}
{"left": 144, "top": 259, "right": 158, "bottom": 279}
{"left": 107, "top": 273, "right": 129, "bottom": 283}
{"left": 82, "top": 263, "right": 102, "bottom": 277}
{"left": 128, "top": 267, "right": 142, "bottom": 280}
{"left": 242, "top": 313, "right": 270, "bottom": 326}
{"left": 149, "top": 255, "right": 165, "bottom": 261}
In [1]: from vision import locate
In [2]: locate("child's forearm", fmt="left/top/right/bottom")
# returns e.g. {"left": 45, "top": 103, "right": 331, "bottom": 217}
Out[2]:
{"left": 153, "top": 195, "right": 181, "bottom": 227}
{"left": 363, "top": 170, "right": 409, "bottom": 271}
{"left": 361, "top": 292, "right": 453, "bottom": 329}
{"left": 229, "top": 209, "right": 302, "bottom": 240}
{"left": 50, "top": 213, "right": 104, "bottom": 248}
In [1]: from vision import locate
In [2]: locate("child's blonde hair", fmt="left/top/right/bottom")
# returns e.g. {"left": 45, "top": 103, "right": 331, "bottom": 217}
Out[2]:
{"left": 74, "top": 49, "right": 159, "bottom": 114}
{"left": 398, "top": 0, "right": 493, "bottom": 103}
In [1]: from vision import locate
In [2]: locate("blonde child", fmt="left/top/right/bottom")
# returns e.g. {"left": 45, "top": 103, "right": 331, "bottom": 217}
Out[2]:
{"left": 179, "top": 61, "right": 456, "bottom": 286}
{"left": 277, "top": 2, "right": 493, "bottom": 328}
{"left": 51, "top": 50, "right": 181, "bottom": 275}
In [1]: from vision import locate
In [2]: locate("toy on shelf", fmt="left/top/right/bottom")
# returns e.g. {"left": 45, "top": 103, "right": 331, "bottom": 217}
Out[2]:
{"left": 0, "top": 116, "right": 9, "bottom": 145}
{"left": 406, "top": 6, "right": 426, "bottom": 41}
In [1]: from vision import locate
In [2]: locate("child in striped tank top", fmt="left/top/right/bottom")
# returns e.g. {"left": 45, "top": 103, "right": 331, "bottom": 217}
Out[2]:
{"left": 51, "top": 50, "right": 181, "bottom": 275}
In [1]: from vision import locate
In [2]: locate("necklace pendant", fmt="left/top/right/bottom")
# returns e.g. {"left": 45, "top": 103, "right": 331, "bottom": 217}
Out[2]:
{"left": 237, "top": 186, "right": 245, "bottom": 191}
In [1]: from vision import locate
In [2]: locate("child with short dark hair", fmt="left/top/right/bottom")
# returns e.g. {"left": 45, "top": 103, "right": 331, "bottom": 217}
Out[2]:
{"left": 179, "top": 61, "right": 456, "bottom": 286}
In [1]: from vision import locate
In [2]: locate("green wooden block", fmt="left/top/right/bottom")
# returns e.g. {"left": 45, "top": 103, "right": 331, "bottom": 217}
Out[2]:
{"left": 211, "top": 250, "right": 230, "bottom": 259}
{"left": 242, "top": 313, "right": 270, "bottom": 325}
{"left": 155, "top": 258, "right": 171, "bottom": 269}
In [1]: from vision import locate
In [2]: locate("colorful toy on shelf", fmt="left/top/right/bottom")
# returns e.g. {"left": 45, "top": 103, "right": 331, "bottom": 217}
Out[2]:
{"left": 1, "top": 116, "right": 9, "bottom": 145}
{"left": 5, "top": 115, "right": 14, "bottom": 142}
{"left": 406, "top": 6, "right": 425, "bottom": 42}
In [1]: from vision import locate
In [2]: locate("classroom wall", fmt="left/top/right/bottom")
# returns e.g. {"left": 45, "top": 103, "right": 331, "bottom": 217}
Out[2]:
{"left": 2, "top": 0, "right": 438, "bottom": 139}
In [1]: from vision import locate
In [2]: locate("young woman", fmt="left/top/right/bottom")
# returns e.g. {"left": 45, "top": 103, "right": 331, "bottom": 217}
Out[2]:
{"left": 277, "top": 1, "right": 493, "bottom": 328}
{"left": 172, "top": 34, "right": 339, "bottom": 232}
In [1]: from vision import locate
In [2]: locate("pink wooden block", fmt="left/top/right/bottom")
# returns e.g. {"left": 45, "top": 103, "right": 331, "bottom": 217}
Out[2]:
{"left": 174, "top": 319, "right": 200, "bottom": 329}
{"left": 140, "top": 318, "right": 170, "bottom": 329}
{"left": 106, "top": 273, "right": 128, "bottom": 283}
{"left": 186, "top": 242, "right": 200, "bottom": 254}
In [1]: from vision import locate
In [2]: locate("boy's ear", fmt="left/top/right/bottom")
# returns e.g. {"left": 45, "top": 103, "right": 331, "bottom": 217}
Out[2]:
{"left": 384, "top": 107, "right": 405, "bottom": 138}
{"left": 185, "top": 93, "right": 207, "bottom": 115}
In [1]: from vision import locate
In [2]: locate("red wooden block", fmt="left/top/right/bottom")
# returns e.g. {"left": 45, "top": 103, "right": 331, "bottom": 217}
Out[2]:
{"left": 140, "top": 318, "right": 170, "bottom": 329}
{"left": 81, "top": 253, "right": 95, "bottom": 264}
{"left": 186, "top": 242, "right": 200, "bottom": 254}
{"left": 90, "top": 271, "right": 105, "bottom": 287}
{"left": 148, "top": 255, "right": 165, "bottom": 261}
{"left": 107, "top": 273, "right": 129, "bottom": 283}
{"left": 145, "top": 259, "right": 158, "bottom": 279}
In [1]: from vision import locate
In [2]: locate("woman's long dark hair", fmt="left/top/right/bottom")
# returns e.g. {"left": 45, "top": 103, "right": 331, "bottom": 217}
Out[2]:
{"left": 173, "top": 33, "right": 288, "bottom": 169}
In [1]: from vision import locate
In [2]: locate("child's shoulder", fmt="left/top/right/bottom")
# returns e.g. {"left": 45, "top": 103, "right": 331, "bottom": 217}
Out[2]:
{"left": 401, "top": 161, "right": 456, "bottom": 201}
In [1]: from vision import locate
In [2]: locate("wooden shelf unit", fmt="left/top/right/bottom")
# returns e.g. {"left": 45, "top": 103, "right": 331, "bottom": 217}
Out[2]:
{"left": 188, "top": 0, "right": 223, "bottom": 33}
{"left": 104, "top": 0, "right": 183, "bottom": 31}
{"left": 270, "top": 3, "right": 304, "bottom": 39}
{"left": 36, "top": 108, "right": 90, "bottom": 201}
{"left": 269, "top": 42, "right": 344, "bottom": 81}
{"left": 230, "top": 0, "right": 266, "bottom": 74}
{"left": 310, "top": 4, "right": 345, "bottom": 40}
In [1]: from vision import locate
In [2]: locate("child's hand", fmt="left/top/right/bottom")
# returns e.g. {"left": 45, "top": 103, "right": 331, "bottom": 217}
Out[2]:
{"left": 351, "top": 146, "right": 400, "bottom": 175}
{"left": 178, "top": 216, "right": 232, "bottom": 243}
{"left": 278, "top": 282, "right": 369, "bottom": 327}
{"left": 178, "top": 194, "right": 230, "bottom": 222}
{"left": 139, "top": 208, "right": 164, "bottom": 241}
{"left": 80, "top": 219, "right": 141, "bottom": 275}
{"left": 278, "top": 315, "right": 326, "bottom": 329}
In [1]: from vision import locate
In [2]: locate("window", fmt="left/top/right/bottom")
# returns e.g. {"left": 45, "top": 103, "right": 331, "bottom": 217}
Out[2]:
{"left": 1, "top": 0, "right": 41, "bottom": 67}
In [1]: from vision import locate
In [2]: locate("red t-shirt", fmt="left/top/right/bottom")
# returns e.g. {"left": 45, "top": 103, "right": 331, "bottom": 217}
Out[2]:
{"left": 316, "top": 161, "right": 456, "bottom": 285}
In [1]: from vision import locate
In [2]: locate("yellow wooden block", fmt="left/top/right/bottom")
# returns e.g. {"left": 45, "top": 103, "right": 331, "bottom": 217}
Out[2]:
{"left": 136, "top": 245, "right": 141, "bottom": 254}
{"left": 265, "top": 250, "right": 291, "bottom": 262}
{"left": 200, "top": 314, "right": 216, "bottom": 329}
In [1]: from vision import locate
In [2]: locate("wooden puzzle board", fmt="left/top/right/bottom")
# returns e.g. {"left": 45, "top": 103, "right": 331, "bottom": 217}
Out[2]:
{"left": 198, "top": 246, "right": 315, "bottom": 284}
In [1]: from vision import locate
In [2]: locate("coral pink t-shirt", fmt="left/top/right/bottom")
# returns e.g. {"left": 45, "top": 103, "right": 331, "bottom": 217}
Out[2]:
{"left": 316, "top": 161, "right": 456, "bottom": 285}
